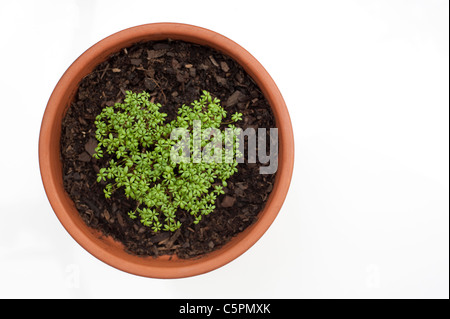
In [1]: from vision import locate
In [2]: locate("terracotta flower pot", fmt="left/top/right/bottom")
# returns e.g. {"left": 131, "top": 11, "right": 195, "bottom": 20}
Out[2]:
{"left": 39, "top": 23, "right": 294, "bottom": 278}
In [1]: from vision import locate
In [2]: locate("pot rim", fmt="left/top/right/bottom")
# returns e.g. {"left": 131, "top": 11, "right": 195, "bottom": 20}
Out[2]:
{"left": 39, "top": 22, "right": 294, "bottom": 278}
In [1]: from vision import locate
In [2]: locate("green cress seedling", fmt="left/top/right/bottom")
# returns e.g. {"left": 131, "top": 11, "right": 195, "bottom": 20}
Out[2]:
{"left": 93, "top": 90, "right": 243, "bottom": 232}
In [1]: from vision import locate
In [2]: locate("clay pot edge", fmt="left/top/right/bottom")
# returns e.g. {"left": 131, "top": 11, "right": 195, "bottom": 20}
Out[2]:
{"left": 39, "top": 23, "right": 294, "bottom": 278}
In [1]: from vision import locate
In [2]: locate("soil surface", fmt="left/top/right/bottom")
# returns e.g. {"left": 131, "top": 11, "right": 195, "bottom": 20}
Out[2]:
{"left": 61, "top": 40, "right": 276, "bottom": 259}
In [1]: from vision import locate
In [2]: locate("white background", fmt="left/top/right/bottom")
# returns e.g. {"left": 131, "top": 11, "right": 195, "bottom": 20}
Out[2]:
{"left": 0, "top": 0, "right": 448, "bottom": 299}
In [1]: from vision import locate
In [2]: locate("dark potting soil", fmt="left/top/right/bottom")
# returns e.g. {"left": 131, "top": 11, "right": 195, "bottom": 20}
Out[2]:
{"left": 60, "top": 40, "right": 276, "bottom": 259}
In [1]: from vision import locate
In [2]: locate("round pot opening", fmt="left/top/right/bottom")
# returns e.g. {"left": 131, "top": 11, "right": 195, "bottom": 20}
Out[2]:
{"left": 39, "top": 23, "right": 294, "bottom": 278}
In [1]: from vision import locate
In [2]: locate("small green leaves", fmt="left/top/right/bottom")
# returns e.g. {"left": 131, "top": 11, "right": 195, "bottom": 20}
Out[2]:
{"left": 231, "top": 112, "right": 243, "bottom": 122}
{"left": 97, "top": 168, "right": 107, "bottom": 183}
{"left": 214, "top": 185, "right": 225, "bottom": 195}
{"left": 93, "top": 90, "right": 242, "bottom": 233}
